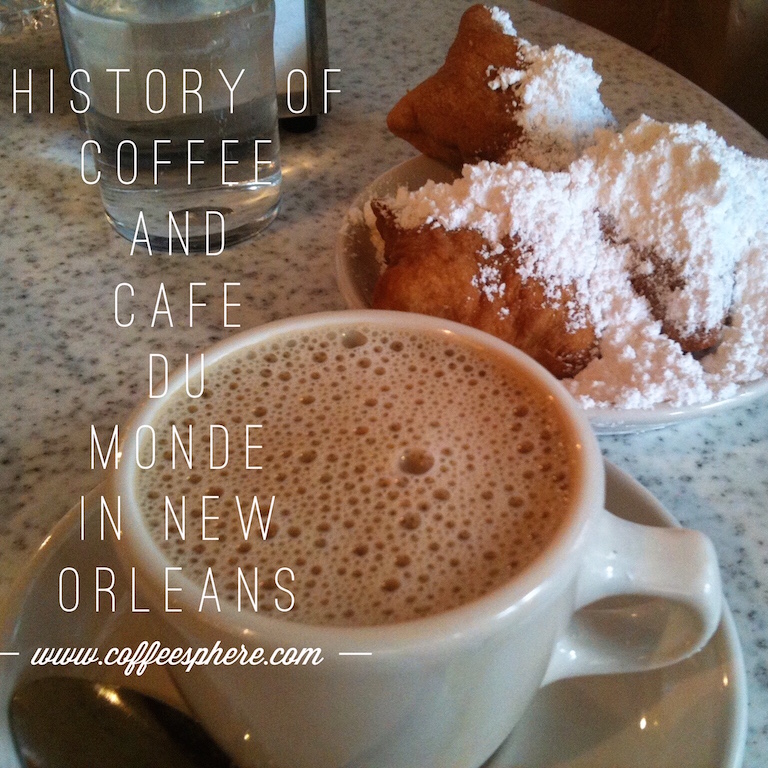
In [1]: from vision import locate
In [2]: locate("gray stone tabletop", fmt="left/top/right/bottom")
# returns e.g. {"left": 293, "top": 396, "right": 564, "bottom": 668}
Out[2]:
{"left": 0, "top": 0, "right": 766, "bottom": 765}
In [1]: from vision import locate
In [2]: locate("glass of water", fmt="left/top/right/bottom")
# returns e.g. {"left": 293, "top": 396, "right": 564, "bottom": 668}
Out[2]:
{"left": 55, "top": 0, "right": 282, "bottom": 252}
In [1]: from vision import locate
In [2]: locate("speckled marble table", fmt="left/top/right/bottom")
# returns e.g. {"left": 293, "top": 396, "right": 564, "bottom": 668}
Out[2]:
{"left": 1, "top": 0, "right": 766, "bottom": 765}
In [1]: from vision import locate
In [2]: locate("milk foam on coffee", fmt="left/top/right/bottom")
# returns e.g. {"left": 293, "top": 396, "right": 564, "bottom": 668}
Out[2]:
{"left": 135, "top": 323, "right": 577, "bottom": 627}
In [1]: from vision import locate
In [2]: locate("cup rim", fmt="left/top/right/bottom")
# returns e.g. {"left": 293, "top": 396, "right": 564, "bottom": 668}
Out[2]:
{"left": 113, "top": 310, "right": 604, "bottom": 653}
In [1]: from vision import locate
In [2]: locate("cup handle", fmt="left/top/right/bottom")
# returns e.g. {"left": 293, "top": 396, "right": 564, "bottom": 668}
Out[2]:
{"left": 542, "top": 507, "right": 722, "bottom": 685}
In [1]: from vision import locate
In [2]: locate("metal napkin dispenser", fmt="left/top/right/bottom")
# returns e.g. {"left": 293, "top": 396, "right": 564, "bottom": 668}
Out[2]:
{"left": 274, "top": 0, "right": 329, "bottom": 119}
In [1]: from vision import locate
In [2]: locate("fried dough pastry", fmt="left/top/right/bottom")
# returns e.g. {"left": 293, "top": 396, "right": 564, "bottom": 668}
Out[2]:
{"left": 630, "top": 253, "right": 723, "bottom": 353}
{"left": 387, "top": 5, "right": 524, "bottom": 166}
{"left": 370, "top": 202, "right": 598, "bottom": 379}
{"left": 599, "top": 214, "right": 722, "bottom": 353}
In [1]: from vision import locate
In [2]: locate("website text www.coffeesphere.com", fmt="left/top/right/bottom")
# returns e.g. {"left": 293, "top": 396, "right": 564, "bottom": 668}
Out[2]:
{"left": 29, "top": 640, "right": 324, "bottom": 677}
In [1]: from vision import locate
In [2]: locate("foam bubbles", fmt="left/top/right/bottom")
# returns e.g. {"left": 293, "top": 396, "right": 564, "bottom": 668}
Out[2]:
{"left": 135, "top": 324, "right": 575, "bottom": 627}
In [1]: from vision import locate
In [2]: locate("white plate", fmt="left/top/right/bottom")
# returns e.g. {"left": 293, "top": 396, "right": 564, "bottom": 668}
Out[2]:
{"left": 0, "top": 464, "right": 747, "bottom": 768}
{"left": 336, "top": 155, "right": 768, "bottom": 435}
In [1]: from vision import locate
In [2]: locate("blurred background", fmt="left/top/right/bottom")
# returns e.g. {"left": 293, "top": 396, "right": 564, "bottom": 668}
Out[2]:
{"left": 534, "top": 0, "right": 768, "bottom": 138}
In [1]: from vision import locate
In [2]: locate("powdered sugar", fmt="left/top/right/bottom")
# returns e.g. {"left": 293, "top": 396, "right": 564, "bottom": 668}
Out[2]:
{"left": 386, "top": 161, "right": 604, "bottom": 331}
{"left": 487, "top": 66, "right": 524, "bottom": 90}
{"left": 566, "top": 250, "right": 718, "bottom": 409}
{"left": 700, "top": 243, "right": 768, "bottom": 387}
{"left": 578, "top": 117, "right": 765, "bottom": 340}
{"left": 373, "top": 116, "right": 768, "bottom": 410}
{"left": 484, "top": 8, "right": 615, "bottom": 171}
{"left": 472, "top": 263, "right": 506, "bottom": 300}
{"left": 487, "top": 5, "right": 517, "bottom": 36}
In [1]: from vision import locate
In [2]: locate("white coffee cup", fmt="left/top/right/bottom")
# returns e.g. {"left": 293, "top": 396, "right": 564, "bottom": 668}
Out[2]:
{"left": 112, "top": 310, "right": 721, "bottom": 768}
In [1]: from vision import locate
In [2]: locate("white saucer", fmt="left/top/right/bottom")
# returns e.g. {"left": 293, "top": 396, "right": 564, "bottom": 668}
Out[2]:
{"left": 336, "top": 155, "right": 768, "bottom": 435}
{"left": 0, "top": 463, "right": 747, "bottom": 768}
